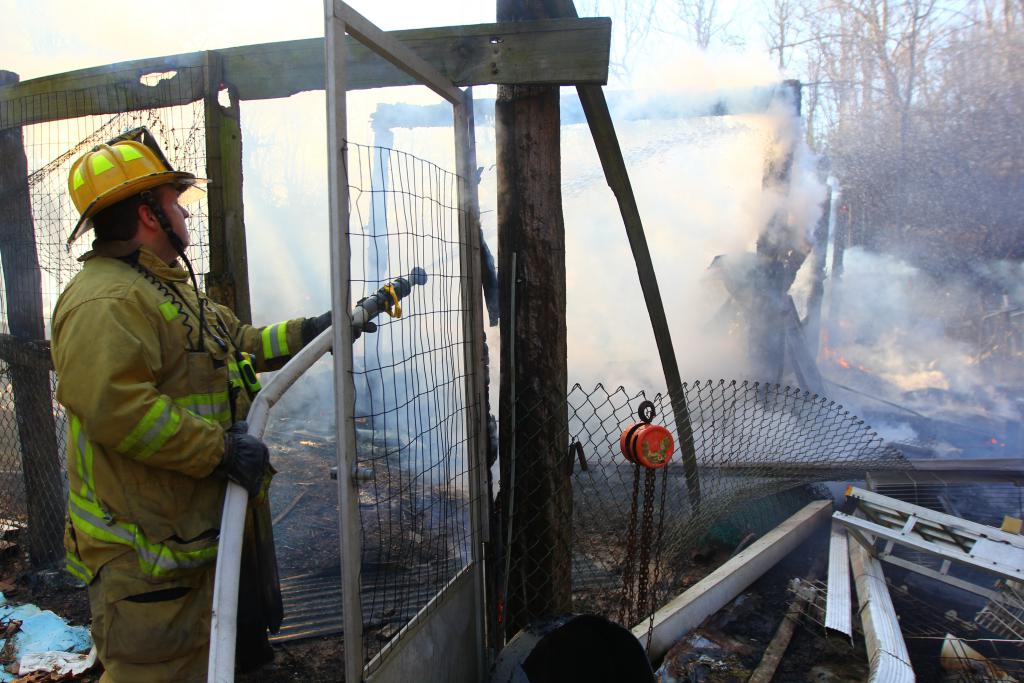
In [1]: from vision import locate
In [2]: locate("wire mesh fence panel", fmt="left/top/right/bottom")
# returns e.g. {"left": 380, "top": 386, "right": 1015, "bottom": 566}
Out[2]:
{"left": 0, "top": 66, "right": 208, "bottom": 565}
{"left": 503, "top": 380, "right": 909, "bottom": 632}
{"left": 889, "top": 578, "right": 1024, "bottom": 682}
{"left": 346, "top": 142, "right": 478, "bottom": 668}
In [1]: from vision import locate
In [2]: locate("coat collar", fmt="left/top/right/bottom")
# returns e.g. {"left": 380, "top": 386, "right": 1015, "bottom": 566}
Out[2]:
{"left": 81, "top": 242, "right": 189, "bottom": 282}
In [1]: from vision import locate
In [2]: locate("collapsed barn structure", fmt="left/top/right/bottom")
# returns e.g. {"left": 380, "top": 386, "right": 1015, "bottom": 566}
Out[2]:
{"left": 1, "top": 1, "right": 1022, "bottom": 682}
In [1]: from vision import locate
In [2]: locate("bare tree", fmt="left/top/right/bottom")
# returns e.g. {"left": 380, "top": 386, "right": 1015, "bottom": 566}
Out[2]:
{"left": 577, "top": 0, "right": 660, "bottom": 73}
{"left": 674, "top": 0, "right": 739, "bottom": 48}
{"left": 786, "top": 0, "right": 1024, "bottom": 274}
{"left": 763, "top": 0, "right": 801, "bottom": 69}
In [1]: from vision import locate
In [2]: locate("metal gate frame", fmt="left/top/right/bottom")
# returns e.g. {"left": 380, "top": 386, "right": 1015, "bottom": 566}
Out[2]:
{"left": 324, "top": 2, "right": 489, "bottom": 681}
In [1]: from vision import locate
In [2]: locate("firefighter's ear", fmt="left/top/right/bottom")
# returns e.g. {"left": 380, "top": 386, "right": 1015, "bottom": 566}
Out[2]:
{"left": 136, "top": 201, "right": 161, "bottom": 234}
{"left": 136, "top": 201, "right": 154, "bottom": 227}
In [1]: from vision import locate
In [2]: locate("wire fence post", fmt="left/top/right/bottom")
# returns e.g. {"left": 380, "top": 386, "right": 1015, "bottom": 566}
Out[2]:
{"left": 0, "top": 70, "right": 64, "bottom": 568}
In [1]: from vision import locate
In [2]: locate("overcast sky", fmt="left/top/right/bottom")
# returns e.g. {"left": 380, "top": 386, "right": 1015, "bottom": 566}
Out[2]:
{"left": 2, "top": 1, "right": 498, "bottom": 79}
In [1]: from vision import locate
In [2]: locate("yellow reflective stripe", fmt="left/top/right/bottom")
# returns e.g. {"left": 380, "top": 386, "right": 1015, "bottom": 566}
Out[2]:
{"left": 72, "top": 166, "right": 85, "bottom": 190}
{"left": 69, "top": 415, "right": 95, "bottom": 502}
{"left": 64, "top": 551, "right": 94, "bottom": 583}
{"left": 158, "top": 301, "right": 179, "bottom": 321}
{"left": 116, "top": 397, "right": 181, "bottom": 461}
{"left": 118, "top": 145, "right": 144, "bottom": 162}
{"left": 276, "top": 322, "right": 290, "bottom": 356}
{"left": 134, "top": 533, "right": 219, "bottom": 577}
{"left": 69, "top": 493, "right": 132, "bottom": 545}
{"left": 91, "top": 154, "right": 114, "bottom": 175}
{"left": 260, "top": 322, "right": 290, "bottom": 359}
{"left": 68, "top": 492, "right": 217, "bottom": 578}
{"left": 173, "top": 392, "right": 231, "bottom": 424}
{"left": 69, "top": 416, "right": 85, "bottom": 494}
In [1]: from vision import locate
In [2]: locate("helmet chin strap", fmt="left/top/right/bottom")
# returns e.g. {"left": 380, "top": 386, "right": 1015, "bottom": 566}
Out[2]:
{"left": 141, "top": 189, "right": 208, "bottom": 351}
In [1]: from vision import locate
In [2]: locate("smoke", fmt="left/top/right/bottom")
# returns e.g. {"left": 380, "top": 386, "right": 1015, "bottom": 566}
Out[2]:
{"left": 822, "top": 247, "right": 1020, "bottom": 421}
{"left": 552, "top": 50, "right": 829, "bottom": 394}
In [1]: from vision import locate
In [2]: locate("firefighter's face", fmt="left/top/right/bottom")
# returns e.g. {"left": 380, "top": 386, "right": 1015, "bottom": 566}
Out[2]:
{"left": 155, "top": 184, "right": 191, "bottom": 250}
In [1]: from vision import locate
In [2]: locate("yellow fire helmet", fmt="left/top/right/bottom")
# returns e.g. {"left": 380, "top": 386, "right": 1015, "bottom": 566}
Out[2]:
{"left": 67, "top": 127, "right": 207, "bottom": 245}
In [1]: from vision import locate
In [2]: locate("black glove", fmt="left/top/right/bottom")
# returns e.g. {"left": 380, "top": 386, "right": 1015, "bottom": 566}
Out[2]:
{"left": 215, "top": 422, "right": 270, "bottom": 497}
{"left": 300, "top": 311, "right": 332, "bottom": 345}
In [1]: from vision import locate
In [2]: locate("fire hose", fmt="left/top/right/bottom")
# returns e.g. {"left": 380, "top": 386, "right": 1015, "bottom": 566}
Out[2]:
{"left": 208, "top": 268, "right": 428, "bottom": 682}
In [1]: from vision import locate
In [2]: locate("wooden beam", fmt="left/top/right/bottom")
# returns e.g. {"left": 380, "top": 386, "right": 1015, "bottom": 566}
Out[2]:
{"left": 0, "top": 18, "right": 611, "bottom": 130}
{"left": 0, "top": 71, "right": 64, "bottom": 569}
{"left": 0, "top": 53, "right": 206, "bottom": 129}
{"left": 203, "top": 53, "right": 252, "bottom": 323}
{"left": 331, "top": 0, "right": 461, "bottom": 104}
{"left": 0, "top": 334, "right": 52, "bottom": 372}
{"left": 496, "top": 0, "right": 573, "bottom": 638}
{"left": 636, "top": 500, "right": 831, "bottom": 662}
{"left": 749, "top": 580, "right": 816, "bottom": 683}
{"left": 224, "top": 18, "right": 610, "bottom": 97}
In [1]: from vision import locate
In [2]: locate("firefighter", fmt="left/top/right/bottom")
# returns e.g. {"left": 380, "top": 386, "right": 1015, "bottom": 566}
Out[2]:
{"left": 51, "top": 128, "right": 331, "bottom": 682}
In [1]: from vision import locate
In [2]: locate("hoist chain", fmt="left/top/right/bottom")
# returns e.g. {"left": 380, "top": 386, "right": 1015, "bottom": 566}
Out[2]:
{"left": 619, "top": 462, "right": 642, "bottom": 625}
{"left": 635, "top": 467, "right": 657, "bottom": 618}
{"left": 645, "top": 463, "right": 671, "bottom": 652}
{"left": 620, "top": 462, "right": 669, "bottom": 630}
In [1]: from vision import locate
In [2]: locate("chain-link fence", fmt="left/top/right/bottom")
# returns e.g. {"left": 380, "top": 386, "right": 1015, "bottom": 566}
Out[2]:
{"left": 498, "top": 381, "right": 909, "bottom": 636}
{"left": 0, "top": 65, "right": 208, "bottom": 567}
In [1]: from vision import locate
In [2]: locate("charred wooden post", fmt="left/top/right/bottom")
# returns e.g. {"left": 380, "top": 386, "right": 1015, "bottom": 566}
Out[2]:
{"left": 203, "top": 53, "right": 252, "bottom": 323}
{"left": 751, "top": 79, "right": 804, "bottom": 384}
{"left": 0, "top": 70, "right": 64, "bottom": 568}
{"left": 804, "top": 180, "right": 832, "bottom": 359}
{"left": 824, "top": 186, "right": 848, "bottom": 352}
{"left": 496, "top": 0, "right": 572, "bottom": 636}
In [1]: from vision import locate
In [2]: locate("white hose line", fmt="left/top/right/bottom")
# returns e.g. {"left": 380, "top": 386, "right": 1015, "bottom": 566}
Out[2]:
{"left": 208, "top": 327, "right": 334, "bottom": 682}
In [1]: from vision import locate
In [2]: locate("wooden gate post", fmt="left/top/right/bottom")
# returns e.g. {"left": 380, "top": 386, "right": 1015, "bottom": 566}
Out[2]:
{"left": 203, "top": 52, "right": 252, "bottom": 323}
{"left": 496, "top": 0, "right": 573, "bottom": 636}
{"left": 0, "top": 70, "right": 65, "bottom": 568}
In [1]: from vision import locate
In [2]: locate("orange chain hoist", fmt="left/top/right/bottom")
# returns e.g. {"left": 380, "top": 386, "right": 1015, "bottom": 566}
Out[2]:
{"left": 619, "top": 401, "right": 675, "bottom": 469}
{"left": 618, "top": 400, "right": 674, "bottom": 644}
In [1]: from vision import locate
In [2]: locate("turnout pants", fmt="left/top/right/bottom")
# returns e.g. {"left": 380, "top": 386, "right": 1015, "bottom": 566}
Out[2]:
{"left": 87, "top": 509, "right": 276, "bottom": 682}
{"left": 89, "top": 554, "right": 214, "bottom": 683}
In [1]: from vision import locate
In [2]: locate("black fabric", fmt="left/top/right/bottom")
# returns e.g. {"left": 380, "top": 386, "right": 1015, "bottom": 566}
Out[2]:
{"left": 215, "top": 422, "right": 270, "bottom": 497}
{"left": 235, "top": 508, "right": 276, "bottom": 673}
{"left": 123, "top": 586, "right": 191, "bottom": 603}
{"left": 300, "top": 311, "right": 332, "bottom": 345}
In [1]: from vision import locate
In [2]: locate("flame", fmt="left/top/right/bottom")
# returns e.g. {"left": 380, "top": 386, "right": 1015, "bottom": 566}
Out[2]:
{"left": 299, "top": 440, "right": 318, "bottom": 447}
{"left": 819, "top": 333, "right": 867, "bottom": 372}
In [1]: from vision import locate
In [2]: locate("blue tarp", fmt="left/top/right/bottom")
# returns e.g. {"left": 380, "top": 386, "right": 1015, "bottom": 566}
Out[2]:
{"left": 0, "top": 592, "right": 92, "bottom": 682}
